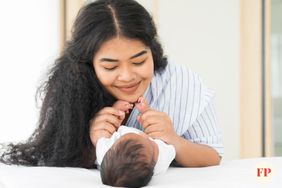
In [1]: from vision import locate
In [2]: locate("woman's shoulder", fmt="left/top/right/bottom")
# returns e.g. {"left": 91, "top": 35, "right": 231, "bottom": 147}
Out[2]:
{"left": 153, "top": 62, "right": 214, "bottom": 99}
{"left": 154, "top": 62, "right": 202, "bottom": 84}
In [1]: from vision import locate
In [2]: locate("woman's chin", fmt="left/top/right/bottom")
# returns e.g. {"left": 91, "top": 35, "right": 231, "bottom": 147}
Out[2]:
{"left": 116, "top": 96, "right": 139, "bottom": 103}
{"left": 126, "top": 98, "right": 139, "bottom": 104}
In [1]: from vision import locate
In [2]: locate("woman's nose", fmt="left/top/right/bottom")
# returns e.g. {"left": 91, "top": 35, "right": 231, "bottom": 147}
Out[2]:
{"left": 117, "top": 66, "right": 136, "bottom": 81}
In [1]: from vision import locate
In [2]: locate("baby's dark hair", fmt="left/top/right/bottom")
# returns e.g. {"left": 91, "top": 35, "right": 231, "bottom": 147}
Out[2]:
{"left": 100, "top": 138, "right": 155, "bottom": 187}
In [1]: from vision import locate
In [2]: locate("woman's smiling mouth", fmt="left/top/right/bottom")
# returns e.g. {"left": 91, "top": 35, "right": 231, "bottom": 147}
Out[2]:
{"left": 115, "top": 81, "right": 141, "bottom": 94}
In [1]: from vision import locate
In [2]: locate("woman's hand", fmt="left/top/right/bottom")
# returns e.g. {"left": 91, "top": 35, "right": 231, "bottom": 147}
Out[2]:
{"left": 136, "top": 97, "right": 221, "bottom": 167}
{"left": 89, "top": 100, "right": 133, "bottom": 147}
{"left": 136, "top": 97, "right": 178, "bottom": 145}
{"left": 89, "top": 107, "right": 125, "bottom": 147}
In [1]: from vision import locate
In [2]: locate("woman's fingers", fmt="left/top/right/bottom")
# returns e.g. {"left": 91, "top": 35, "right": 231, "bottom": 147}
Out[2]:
{"left": 143, "top": 123, "right": 162, "bottom": 134}
{"left": 94, "top": 113, "right": 122, "bottom": 129}
{"left": 89, "top": 106, "right": 127, "bottom": 147}
{"left": 90, "top": 121, "right": 116, "bottom": 134}
{"left": 138, "top": 110, "right": 160, "bottom": 128}
{"left": 97, "top": 107, "right": 125, "bottom": 117}
{"left": 139, "top": 115, "right": 158, "bottom": 129}
{"left": 95, "top": 106, "right": 125, "bottom": 125}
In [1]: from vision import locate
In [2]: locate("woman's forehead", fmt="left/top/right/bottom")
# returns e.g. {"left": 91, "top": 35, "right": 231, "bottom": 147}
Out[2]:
{"left": 94, "top": 37, "right": 148, "bottom": 59}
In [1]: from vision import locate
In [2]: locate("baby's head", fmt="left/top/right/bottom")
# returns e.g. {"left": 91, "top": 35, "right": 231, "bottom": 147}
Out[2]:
{"left": 100, "top": 133, "right": 158, "bottom": 187}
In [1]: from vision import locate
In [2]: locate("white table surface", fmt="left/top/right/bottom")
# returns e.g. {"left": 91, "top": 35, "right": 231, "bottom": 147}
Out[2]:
{"left": 0, "top": 157, "right": 281, "bottom": 188}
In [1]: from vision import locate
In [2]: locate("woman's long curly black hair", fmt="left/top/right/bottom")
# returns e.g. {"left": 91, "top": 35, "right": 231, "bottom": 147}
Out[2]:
{"left": 0, "top": 0, "right": 167, "bottom": 168}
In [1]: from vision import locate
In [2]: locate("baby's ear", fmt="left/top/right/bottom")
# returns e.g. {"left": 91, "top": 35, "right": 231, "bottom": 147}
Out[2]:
{"left": 112, "top": 100, "right": 133, "bottom": 112}
{"left": 135, "top": 97, "right": 149, "bottom": 113}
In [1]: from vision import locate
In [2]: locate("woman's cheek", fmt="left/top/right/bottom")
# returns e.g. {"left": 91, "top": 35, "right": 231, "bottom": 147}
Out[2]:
{"left": 95, "top": 67, "right": 116, "bottom": 86}
{"left": 101, "top": 72, "right": 117, "bottom": 86}
{"left": 142, "top": 63, "right": 154, "bottom": 78}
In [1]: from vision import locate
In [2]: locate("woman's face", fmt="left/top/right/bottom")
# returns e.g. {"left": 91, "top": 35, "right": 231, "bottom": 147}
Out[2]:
{"left": 93, "top": 37, "right": 154, "bottom": 103}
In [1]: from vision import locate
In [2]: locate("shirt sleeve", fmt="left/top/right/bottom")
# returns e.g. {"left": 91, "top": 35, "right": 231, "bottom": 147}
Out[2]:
{"left": 181, "top": 88, "right": 224, "bottom": 157}
{"left": 151, "top": 63, "right": 224, "bottom": 157}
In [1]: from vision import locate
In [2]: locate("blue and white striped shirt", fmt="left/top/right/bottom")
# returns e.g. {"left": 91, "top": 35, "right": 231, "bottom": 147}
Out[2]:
{"left": 125, "top": 62, "right": 224, "bottom": 156}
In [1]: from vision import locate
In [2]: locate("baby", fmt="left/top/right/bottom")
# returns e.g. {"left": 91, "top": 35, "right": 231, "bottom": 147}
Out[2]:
{"left": 96, "top": 99, "right": 176, "bottom": 187}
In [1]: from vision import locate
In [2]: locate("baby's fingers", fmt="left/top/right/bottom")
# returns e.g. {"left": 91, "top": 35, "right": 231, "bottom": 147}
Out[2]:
{"left": 135, "top": 97, "right": 150, "bottom": 113}
{"left": 113, "top": 100, "right": 133, "bottom": 112}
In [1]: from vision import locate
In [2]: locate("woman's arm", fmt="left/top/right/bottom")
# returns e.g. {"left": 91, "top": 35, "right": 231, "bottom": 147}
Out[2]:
{"left": 171, "top": 135, "right": 221, "bottom": 167}
{"left": 136, "top": 97, "right": 221, "bottom": 167}
{"left": 139, "top": 111, "right": 221, "bottom": 167}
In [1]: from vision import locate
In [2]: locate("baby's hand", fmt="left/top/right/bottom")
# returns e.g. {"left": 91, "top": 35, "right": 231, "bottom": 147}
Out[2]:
{"left": 112, "top": 100, "right": 133, "bottom": 114}
{"left": 135, "top": 97, "right": 150, "bottom": 113}
{"left": 135, "top": 97, "right": 150, "bottom": 122}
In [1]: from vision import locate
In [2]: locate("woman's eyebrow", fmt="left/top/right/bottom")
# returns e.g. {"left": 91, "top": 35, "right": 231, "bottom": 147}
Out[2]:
{"left": 99, "top": 58, "right": 118, "bottom": 63}
{"left": 99, "top": 50, "right": 147, "bottom": 63}
{"left": 129, "top": 50, "right": 147, "bottom": 59}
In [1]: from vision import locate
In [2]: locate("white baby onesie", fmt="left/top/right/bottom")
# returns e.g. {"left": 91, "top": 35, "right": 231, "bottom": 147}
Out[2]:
{"left": 96, "top": 126, "right": 176, "bottom": 175}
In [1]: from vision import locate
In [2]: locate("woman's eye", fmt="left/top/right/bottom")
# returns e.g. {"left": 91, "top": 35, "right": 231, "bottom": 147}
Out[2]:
{"left": 132, "top": 60, "right": 145, "bottom": 66}
{"left": 104, "top": 66, "right": 117, "bottom": 71}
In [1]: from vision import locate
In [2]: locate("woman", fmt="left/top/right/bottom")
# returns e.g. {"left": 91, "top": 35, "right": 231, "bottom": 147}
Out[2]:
{"left": 0, "top": 0, "right": 223, "bottom": 168}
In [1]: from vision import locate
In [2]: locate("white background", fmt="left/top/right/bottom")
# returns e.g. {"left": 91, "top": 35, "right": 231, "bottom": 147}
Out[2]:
{"left": 0, "top": 0, "right": 60, "bottom": 142}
